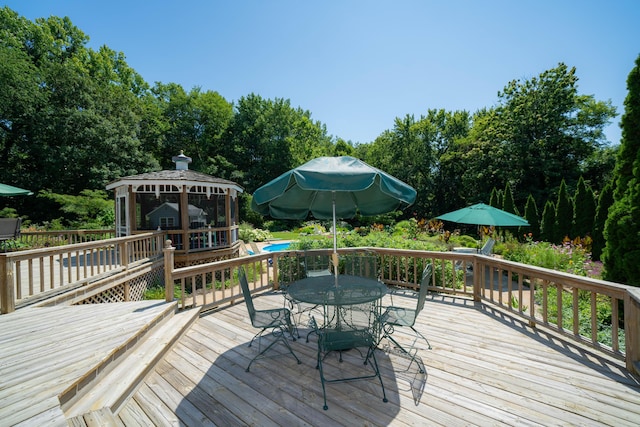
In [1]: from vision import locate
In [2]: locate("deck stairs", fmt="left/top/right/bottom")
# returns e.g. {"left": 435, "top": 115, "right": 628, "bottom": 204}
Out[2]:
{"left": 61, "top": 302, "right": 201, "bottom": 424}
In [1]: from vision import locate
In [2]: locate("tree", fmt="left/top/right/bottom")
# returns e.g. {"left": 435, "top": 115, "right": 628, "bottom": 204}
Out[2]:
{"left": 502, "top": 182, "right": 518, "bottom": 215}
{"left": 461, "top": 64, "right": 616, "bottom": 210}
{"left": 226, "top": 94, "right": 331, "bottom": 193}
{"left": 554, "top": 180, "right": 573, "bottom": 242}
{"left": 603, "top": 54, "right": 640, "bottom": 285}
{"left": 580, "top": 145, "right": 619, "bottom": 193}
{"left": 148, "top": 83, "right": 234, "bottom": 170}
{"left": 0, "top": 9, "right": 158, "bottom": 222}
{"left": 424, "top": 109, "right": 472, "bottom": 216}
{"left": 592, "top": 181, "right": 613, "bottom": 261}
{"left": 540, "top": 200, "right": 555, "bottom": 243}
{"left": 38, "top": 189, "right": 114, "bottom": 228}
{"left": 522, "top": 194, "right": 539, "bottom": 240}
{"left": 489, "top": 187, "right": 502, "bottom": 208}
{"left": 572, "top": 176, "right": 596, "bottom": 239}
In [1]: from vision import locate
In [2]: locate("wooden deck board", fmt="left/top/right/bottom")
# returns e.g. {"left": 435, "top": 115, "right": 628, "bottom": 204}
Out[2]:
{"left": 0, "top": 301, "right": 174, "bottom": 426}
{"left": 125, "top": 291, "right": 640, "bottom": 426}
{"left": 2, "top": 288, "right": 640, "bottom": 426}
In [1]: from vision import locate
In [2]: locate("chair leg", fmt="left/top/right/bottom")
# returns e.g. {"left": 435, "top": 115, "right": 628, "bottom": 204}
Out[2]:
{"left": 410, "top": 326, "right": 432, "bottom": 350}
{"left": 317, "top": 347, "right": 329, "bottom": 410}
{"left": 383, "top": 329, "right": 426, "bottom": 374}
{"left": 316, "top": 344, "right": 388, "bottom": 409}
{"left": 246, "top": 326, "right": 301, "bottom": 372}
{"left": 368, "top": 348, "right": 388, "bottom": 403}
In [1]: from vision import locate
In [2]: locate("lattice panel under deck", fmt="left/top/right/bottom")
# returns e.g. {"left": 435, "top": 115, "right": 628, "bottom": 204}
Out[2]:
{"left": 76, "top": 267, "right": 163, "bottom": 305}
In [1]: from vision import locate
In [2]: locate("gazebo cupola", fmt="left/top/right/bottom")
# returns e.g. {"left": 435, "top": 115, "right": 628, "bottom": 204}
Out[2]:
{"left": 105, "top": 152, "right": 243, "bottom": 255}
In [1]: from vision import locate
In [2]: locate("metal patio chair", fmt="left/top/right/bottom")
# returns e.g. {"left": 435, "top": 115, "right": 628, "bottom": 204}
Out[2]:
{"left": 312, "top": 297, "right": 388, "bottom": 410}
{"left": 0, "top": 218, "right": 21, "bottom": 252}
{"left": 238, "top": 267, "right": 301, "bottom": 372}
{"left": 380, "top": 264, "right": 432, "bottom": 360}
{"left": 343, "top": 251, "right": 379, "bottom": 280}
{"left": 284, "top": 251, "right": 332, "bottom": 334}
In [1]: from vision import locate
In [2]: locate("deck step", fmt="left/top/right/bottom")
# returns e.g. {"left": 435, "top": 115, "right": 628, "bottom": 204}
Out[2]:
{"left": 62, "top": 305, "right": 201, "bottom": 420}
{"left": 67, "top": 408, "right": 125, "bottom": 427}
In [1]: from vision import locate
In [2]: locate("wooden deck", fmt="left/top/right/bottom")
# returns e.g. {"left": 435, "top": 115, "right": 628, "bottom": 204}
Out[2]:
{"left": 123, "top": 291, "right": 640, "bottom": 426}
{"left": 0, "top": 300, "right": 177, "bottom": 426}
{"left": 2, "top": 289, "right": 640, "bottom": 426}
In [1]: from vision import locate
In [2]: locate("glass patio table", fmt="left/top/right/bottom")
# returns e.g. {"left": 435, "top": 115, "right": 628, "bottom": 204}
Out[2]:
{"left": 287, "top": 274, "right": 387, "bottom": 307}
{"left": 287, "top": 275, "right": 387, "bottom": 341}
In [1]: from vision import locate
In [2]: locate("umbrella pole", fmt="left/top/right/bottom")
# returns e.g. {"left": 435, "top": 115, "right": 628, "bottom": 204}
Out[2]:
{"left": 332, "top": 193, "right": 339, "bottom": 282}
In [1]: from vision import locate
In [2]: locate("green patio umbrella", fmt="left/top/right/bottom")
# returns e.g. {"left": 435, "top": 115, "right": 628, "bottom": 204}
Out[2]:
{"left": 0, "top": 183, "right": 33, "bottom": 196}
{"left": 436, "top": 203, "right": 529, "bottom": 227}
{"left": 251, "top": 156, "right": 417, "bottom": 275}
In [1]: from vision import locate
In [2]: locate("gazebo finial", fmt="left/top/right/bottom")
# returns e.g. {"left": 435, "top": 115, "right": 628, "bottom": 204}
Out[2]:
{"left": 172, "top": 151, "right": 192, "bottom": 170}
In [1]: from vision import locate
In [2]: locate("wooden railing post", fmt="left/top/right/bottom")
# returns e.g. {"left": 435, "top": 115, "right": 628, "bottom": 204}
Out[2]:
{"left": 472, "top": 257, "right": 481, "bottom": 302}
{"left": 624, "top": 288, "right": 640, "bottom": 375}
{"left": 0, "top": 254, "right": 15, "bottom": 314}
{"left": 118, "top": 240, "right": 129, "bottom": 269}
{"left": 272, "top": 254, "right": 280, "bottom": 290}
{"left": 164, "top": 240, "right": 175, "bottom": 303}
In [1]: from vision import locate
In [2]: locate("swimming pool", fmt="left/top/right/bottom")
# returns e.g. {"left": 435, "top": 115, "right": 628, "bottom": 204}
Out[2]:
{"left": 261, "top": 242, "right": 291, "bottom": 252}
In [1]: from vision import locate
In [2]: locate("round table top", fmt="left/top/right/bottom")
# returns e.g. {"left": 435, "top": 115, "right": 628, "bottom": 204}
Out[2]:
{"left": 287, "top": 274, "right": 387, "bottom": 305}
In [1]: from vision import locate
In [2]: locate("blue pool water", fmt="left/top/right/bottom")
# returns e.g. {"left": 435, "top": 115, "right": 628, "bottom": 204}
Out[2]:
{"left": 261, "top": 242, "right": 291, "bottom": 252}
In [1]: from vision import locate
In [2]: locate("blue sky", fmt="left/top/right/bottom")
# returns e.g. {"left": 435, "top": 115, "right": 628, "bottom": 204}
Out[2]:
{"left": 4, "top": 1, "right": 639, "bottom": 146}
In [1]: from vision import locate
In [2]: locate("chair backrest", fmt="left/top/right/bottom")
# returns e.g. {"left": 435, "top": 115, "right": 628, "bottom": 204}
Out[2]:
{"left": 343, "top": 252, "right": 378, "bottom": 280}
{"left": 0, "top": 218, "right": 21, "bottom": 241}
{"left": 249, "top": 241, "right": 261, "bottom": 255}
{"left": 304, "top": 251, "right": 332, "bottom": 277}
{"left": 479, "top": 238, "right": 495, "bottom": 256}
{"left": 238, "top": 240, "right": 251, "bottom": 256}
{"left": 238, "top": 267, "right": 256, "bottom": 320}
{"left": 416, "top": 264, "right": 432, "bottom": 315}
{"left": 320, "top": 299, "right": 377, "bottom": 350}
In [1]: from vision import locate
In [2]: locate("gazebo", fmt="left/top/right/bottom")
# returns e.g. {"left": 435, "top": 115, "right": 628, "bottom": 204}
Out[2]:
{"left": 106, "top": 152, "right": 243, "bottom": 262}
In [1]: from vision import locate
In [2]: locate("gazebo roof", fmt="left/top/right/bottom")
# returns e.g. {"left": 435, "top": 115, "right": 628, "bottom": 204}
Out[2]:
{"left": 105, "top": 169, "right": 243, "bottom": 193}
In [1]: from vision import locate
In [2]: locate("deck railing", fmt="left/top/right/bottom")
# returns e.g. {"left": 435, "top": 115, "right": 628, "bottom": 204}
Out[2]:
{"left": 163, "top": 245, "right": 639, "bottom": 375}
{"left": 18, "top": 229, "right": 116, "bottom": 247}
{"left": 0, "top": 231, "right": 164, "bottom": 313}
{"left": 2, "top": 236, "right": 638, "bottom": 376}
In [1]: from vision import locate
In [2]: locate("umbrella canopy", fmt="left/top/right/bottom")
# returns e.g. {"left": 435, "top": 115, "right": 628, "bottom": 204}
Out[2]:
{"left": 0, "top": 183, "right": 33, "bottom": 196}
{"left": 251, "top": 156, "right": 417, "bottom": 274}
{"left": 436, "top": 203, "right": 529, "bottom": 227}
{"left": 251, "top": 156, "right": 416, "bottom": 220}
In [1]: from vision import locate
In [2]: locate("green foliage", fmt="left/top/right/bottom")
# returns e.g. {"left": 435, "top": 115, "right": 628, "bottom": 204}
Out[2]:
{"left": 540, "top": 200, "right": 555, "bottom": 243}
{"left": 554, "top": 180, "right": 573, "bottom": 243}
{"left": 37, "top": 189, "right": 114, "bottom": 229}
{"left": 603, "top": 54, "right": 640, "bottom": 286}
{"left": 572, "top": 176, "right": 596, "bottom": 238}
{"left": 297, "top": 222, "right": 327, "bottom": 235}
{"left": 502, "top": 182, "right": 517, "bottom": 215}
{"left": 0, "top": 207, "right": 19, "bottom": 218}
{"left": 489, "top": 187, "right": 502, "bottom": 208}
{"left": 502, "top": 237, "right": 603, "bottom": 279}
{"left": 238, "top": 193, "right": 264, "bottom": 229}
{"left": 448, "top": 234, "right": 481, "bottom": 248}
{"left": 522, "top": 194, "right": 539, "bottom": 240}
{"left": 536, "top": 286, "right": 622, "bottom": 349}
{"left": 592, "top": 181, "right": 613, "bottom": 261}
{"left": 393, "top": 219, "right": 418, "bottom": 239}
{"left": 238, "top": 223, "right": 272, "bottom": 242}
